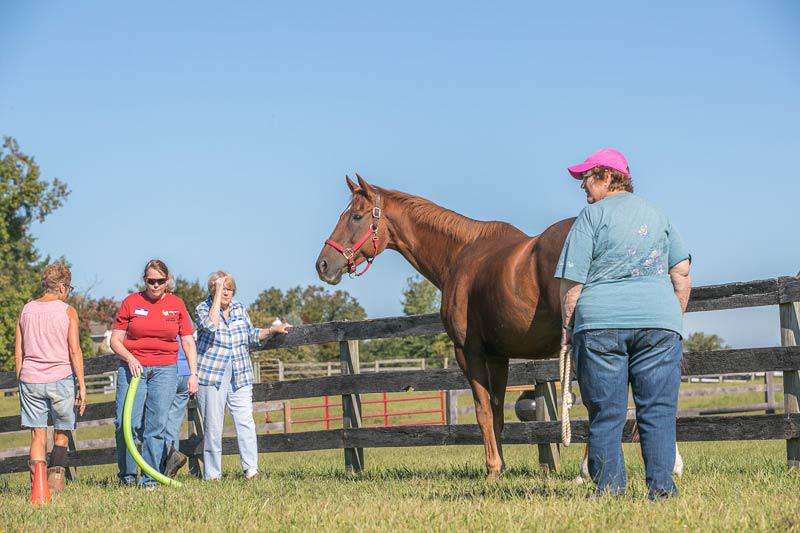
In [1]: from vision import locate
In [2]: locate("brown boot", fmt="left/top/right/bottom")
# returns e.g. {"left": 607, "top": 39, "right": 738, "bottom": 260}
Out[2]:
{"left": 47, "top": 466, "right": 66, "bottom": 493}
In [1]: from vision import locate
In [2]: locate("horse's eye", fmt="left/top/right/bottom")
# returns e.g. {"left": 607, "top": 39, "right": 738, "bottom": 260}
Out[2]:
{"left": 352, "top": 213, "right": 363, "bottom": 221}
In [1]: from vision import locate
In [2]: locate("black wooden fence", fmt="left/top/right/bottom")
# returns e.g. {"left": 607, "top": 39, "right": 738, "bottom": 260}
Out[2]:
{"left": 0, "top": 274, "right": 799, "bottom": 475}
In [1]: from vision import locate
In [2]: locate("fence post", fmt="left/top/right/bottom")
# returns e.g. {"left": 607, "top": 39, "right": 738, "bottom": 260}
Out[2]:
{"left": 323, "top": 395, "right": 331, "bottom": 430}
{"left": 278, "top": 360, "right": 284, "bottom": 381}
{"left": 382, "top": 392, "right": 389, "bottom": 427}
{"left": 65, "top": 430, "right": 78, "bottom": 481}
{"left": 283, "top": 401, "right": 292, "bottom": 433}
{"left": 445, "top": 390, "right": 458, "bottom": 425}
{"left": 253, "top": 359, "right": 261, "bottom": 384}
{"left": 781, "top": 275, "right": 800, "bottom": 470}
{"left": 534, "top": 382, "right": 561, "bottom": 473}
{"left": 340, "top": 340, "right": 364, "bottom": 473}
{"left": 765, "top": 371, "right": 776, "bottom": 414}
{"left": 186, "top": 398, "right": 204, "bottom": 478}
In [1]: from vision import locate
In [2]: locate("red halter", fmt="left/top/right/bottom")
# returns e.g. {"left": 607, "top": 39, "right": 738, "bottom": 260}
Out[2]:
{"left": 324, "top": 194, "right": 382, "bottom": 277}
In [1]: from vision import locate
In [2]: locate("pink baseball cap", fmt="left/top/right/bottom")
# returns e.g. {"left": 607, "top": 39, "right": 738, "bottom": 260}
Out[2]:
{"left": 567, "top": 148, "right": 630, "bottom": 179}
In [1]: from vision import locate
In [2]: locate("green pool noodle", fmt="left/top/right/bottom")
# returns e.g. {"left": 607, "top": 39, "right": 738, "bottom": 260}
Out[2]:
{"left": 122, "top": 375, "right": 183, "bottom": 488}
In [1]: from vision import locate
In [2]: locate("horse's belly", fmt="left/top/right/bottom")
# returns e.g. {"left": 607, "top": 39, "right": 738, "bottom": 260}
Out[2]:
{"left": 482, "top": 305, "right": 561, "bottom": 360}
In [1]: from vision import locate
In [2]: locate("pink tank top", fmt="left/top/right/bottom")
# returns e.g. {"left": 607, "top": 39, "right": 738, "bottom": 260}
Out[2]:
{"left": 19, "top": 299, "right": 72, "bottom": 384}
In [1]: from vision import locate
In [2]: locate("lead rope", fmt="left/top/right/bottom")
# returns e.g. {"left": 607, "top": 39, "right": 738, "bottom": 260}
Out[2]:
{"left": 559, "top": 344, "right": 573, "bottom": 446}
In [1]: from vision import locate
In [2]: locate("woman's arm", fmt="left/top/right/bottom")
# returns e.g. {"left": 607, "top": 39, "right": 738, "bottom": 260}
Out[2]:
{"left": 66, "top": 306, "right": 86, "bottom": 415}
{"left": 559, "top": 279, "right": 584, "bottom": 346}
{"left": 256, "top": 322, "right": 293, "bottom": 341}
{"left": 207, "top": 277, "right": 226, "bottom": 328}
{"left": 180, "top": 335, "right": 199, "bottom": 394}
{"left": 669, "top": 259, "right": 692, "bottom": 313}
{"left": 110, "top": 329, "right": 142, "bottom": 377}
{"left": 14, "top": 320, "right": 23, "bottom": 381}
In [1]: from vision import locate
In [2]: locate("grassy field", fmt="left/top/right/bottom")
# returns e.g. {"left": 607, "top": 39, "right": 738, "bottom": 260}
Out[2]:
{"left": 1, "top": 382, "right": 799, "bottom": 531}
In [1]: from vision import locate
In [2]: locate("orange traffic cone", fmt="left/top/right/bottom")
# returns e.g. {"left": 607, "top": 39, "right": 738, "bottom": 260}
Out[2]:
{"left": 30, "top": 460, "right": 51, "bottom": 505}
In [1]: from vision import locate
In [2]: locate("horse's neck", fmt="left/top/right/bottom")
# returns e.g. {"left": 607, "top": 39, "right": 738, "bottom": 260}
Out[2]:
{"left": 381, "top": 191, "right": 503, "bottom": 289}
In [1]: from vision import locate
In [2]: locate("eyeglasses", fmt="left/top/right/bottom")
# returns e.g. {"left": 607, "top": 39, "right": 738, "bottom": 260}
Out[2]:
{"left": 145, "top": 278, "right": 168, "bottom": 286}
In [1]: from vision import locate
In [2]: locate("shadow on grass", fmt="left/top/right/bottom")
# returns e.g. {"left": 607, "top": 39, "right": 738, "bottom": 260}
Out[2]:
{"left": 272, "top": 464, "right": 582, "bottom": 484}
{"left": 427, "top": 483, "right": 580, "bottom": 501}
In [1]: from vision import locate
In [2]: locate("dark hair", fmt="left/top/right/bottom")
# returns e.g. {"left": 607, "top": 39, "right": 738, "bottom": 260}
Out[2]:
{"left": 142, "top": 259, "right": 170, "bottom": 279}
{"left": 585, "top": 166, "right": 634, "bottom": 193}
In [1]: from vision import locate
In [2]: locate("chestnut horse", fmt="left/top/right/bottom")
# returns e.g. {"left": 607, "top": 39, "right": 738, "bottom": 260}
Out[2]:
{"left": 315, "top": 174, "right": 572, "bottom": 477}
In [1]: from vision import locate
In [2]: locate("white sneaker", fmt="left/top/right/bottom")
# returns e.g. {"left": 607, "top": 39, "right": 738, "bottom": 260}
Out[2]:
{"left": 245, "top": 468, "right": 259, "bottom": 480}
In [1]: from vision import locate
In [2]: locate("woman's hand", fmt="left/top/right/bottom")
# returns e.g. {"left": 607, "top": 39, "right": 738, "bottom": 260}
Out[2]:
{"left": 76, "top": 382, "right": 87, "bottom": 416}
{"left": 188, "top": 374, "right": 199, "bottom": 395}
{"left": 270, "top": 322, "right": 293, "bottom": 335}
{"left": 214, "top": 275, "right": 228, "bottom": 293}
{"left": 127, "top": 356, "right": 143, "bottom": 377}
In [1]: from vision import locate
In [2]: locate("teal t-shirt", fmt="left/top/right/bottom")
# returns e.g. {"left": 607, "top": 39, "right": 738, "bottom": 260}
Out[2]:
{"left": 555, "top": 192, "right": 690, "bottom": 335}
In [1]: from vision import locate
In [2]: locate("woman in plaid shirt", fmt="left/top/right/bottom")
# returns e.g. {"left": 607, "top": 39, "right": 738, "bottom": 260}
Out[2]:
{"left": 195, "top": 271, "right": 292, "bottom": 480}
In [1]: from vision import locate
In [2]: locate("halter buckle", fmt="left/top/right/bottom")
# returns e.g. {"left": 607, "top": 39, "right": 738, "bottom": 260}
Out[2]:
{"left": 342, "top": 249, "right": 355, "bottom": 260}
{"left": 372, "top": 206, "right": 382, "bottom": 219}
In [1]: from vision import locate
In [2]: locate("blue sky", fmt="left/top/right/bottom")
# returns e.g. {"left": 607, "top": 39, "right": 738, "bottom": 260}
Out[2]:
{"left": 1, "top": 1, "right": 798, "bottom": 348}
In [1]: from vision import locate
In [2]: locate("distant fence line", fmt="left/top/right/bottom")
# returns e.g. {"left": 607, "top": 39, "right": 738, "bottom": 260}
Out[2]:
{"left": 0, "top": 274, "right": 798, "bottom": 476}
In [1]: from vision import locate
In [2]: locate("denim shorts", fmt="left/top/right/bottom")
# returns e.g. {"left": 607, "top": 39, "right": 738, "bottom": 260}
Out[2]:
{"left": 19, "top": 375, "right": 76, "bottom": 430}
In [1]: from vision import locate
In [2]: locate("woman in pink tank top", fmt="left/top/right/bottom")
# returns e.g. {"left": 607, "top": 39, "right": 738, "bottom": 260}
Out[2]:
{"left": 15, "top": 263, "right": 87, "bottom": 494}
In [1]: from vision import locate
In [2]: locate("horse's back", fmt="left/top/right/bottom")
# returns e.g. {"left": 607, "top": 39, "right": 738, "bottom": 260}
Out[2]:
{"left": 443, "top": 218, "right": 575, "bottom": 359}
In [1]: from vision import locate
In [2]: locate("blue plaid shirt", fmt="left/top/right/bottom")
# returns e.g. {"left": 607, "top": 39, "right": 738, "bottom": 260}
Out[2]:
{"left": 195, "top": 297, "right": 262, "bottom": 390}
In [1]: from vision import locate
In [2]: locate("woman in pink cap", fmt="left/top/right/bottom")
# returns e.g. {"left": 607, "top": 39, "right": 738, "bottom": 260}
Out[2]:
{"left": 555, "top": 148, "right": 692, "bottom": 499}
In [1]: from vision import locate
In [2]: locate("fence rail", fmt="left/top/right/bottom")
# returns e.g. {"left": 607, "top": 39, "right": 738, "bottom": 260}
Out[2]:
{"left": 1, "top": 274, "right": 798, "bottom": 476}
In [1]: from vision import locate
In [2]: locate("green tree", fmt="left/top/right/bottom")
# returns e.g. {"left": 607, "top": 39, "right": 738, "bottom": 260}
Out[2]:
{"left": 684, "top": 332, "right": 730, "bottom": 353}
{"left": 363, "top": 275, "right": 453, "bottom": 367}
{"left": 69, "top": 292, "right": 120, "bottom": 357}
{"left": 172, "top": 277, "right": 206, "bottom": 324}
{"left": 249, "top": 285, "right": 366, "bottom": 363}
{"left": 401, "top": 274, "right": 440, "bottom": 316}
{"left": 0, "top": 137, "right": 70, "bottom": 370}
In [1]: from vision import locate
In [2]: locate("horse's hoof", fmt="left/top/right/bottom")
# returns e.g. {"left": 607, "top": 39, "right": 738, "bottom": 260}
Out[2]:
{"left": 485, "top": 469, "right": 504, "bottom": 481}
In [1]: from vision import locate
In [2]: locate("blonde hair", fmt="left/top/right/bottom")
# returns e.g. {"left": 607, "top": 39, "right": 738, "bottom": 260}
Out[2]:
{"left": 207, "top": 271, "right": 236, "bottom": 295}
{"left": 42, "top": 262, "right": 72, "bottom": 293}
{"left": 584, "top": 166, "right": 634, "bottom": 193}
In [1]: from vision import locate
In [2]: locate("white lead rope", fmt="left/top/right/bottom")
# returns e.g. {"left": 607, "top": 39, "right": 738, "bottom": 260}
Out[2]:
{"left": 559, "top": 344, "right": 573, "bottom": 446}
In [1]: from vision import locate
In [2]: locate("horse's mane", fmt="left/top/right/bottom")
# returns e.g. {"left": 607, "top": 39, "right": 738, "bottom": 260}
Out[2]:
{"left": 378, "top": 187, "right": 526, "bottom": 243}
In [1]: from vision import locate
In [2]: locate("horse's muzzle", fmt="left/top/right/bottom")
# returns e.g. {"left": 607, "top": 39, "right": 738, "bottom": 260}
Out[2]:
{"left": 315, "top": 256, "right": 343, "bottom": 285}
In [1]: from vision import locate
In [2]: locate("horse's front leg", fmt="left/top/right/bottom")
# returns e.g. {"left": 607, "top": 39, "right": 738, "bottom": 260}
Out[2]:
{"left": 464, "top": 349, "right": 503, "bottom": 479}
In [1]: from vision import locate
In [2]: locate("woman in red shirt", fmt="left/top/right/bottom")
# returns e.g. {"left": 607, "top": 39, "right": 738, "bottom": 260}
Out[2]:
{"left": 110, "top": 259, "right": 198, "bottom": 488}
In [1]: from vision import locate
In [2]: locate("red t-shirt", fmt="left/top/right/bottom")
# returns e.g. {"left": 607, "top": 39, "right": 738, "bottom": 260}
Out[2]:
{"left": 113, "top": 292, "right": 194, "bottom": 366}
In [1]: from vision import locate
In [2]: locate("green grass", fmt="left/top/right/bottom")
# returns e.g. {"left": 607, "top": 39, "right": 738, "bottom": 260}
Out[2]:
{"left": 1, "top": 381, "right": 798, "bottom": 531}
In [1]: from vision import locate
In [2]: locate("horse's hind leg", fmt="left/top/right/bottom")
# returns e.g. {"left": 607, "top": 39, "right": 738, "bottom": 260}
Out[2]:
{"left": 486, "top": 357, "right": 509, "bottom": 472}
{"left": 463, "top": 347, "right": 503, "bottom": 478}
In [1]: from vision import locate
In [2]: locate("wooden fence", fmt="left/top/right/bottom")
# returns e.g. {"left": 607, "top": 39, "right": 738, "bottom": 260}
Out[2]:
{"left": 0, "top": 274, "right": 799, "bottom": 476}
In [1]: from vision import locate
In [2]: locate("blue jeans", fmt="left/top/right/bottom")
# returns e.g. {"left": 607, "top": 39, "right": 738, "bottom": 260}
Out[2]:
{"left": 115, "top": 364, "right": 178, "bottom": 487}
{"left": 19, "top": 376, "right": 76, "bottom": 430}
{"left": 572, "top": 328, "right": 681, "bottom": 498}
{"left": 164, "top": 374, "right": 190, "bottom": 450}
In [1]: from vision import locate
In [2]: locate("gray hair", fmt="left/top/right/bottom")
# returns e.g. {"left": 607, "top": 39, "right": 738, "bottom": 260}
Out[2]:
{"left": 207, "top": 270, "right": 236, "bottom": 295}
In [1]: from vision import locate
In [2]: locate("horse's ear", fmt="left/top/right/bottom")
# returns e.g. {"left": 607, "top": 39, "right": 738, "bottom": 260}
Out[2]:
{"left": 345, "top": 175, "right": 358, "bottom": 194}
{"left": 355, "top": 173, "right": 375, "bottom": 202}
